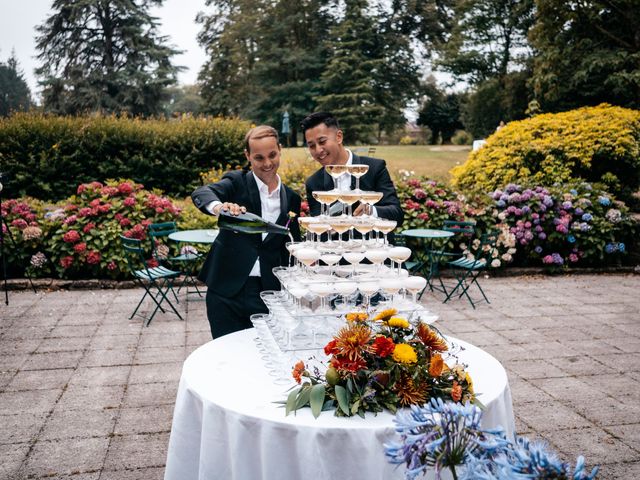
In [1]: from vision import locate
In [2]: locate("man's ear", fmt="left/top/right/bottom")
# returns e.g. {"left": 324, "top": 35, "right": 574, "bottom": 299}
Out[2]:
{"left": 244, "top": 149, "right": 250, "bottom": 161}
{"left": 336, "top": 129, "right": 344, "bottom": 145}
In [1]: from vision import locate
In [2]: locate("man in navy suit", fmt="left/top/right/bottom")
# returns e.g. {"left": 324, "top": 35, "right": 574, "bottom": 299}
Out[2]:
{"left": 301, "top": 112, "right": 403, "bottom": 224}
{"left": 192, "top": 126, "right": 301, "bottom": 338}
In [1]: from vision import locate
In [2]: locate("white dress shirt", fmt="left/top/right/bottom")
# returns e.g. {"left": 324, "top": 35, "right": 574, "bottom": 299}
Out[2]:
{"left": 206, "top": 174, "right": 282, "bottom": 277}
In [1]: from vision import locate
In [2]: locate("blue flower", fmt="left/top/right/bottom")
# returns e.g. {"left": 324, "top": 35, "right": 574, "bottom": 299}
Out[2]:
{"left": 570, "top": 189, "right": 578, "bottom": 195}
{"left": 534, "top": 246, "right": 543, "bottom": 254}
{"left": 496, "top": 200, "right": 506, "bottom": 208}
{"left": 598, "top": 196, "right": 611, "bottom": 206}
{"left": 581, "top": 213, "right": 593, "bottom": 222}
{"left": 567, "top": 235, "right": 576, "bottom": 243}
{"left": 618, "top": 243, "right": 626, "bottom": 253}
{"left": 605, "top": 243, "right": 617, "bottom": 254}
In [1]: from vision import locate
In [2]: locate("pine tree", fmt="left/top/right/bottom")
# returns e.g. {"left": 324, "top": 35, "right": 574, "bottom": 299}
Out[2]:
{"left": 315, "top": 0, "right": 383, "bottom": 144}
{"left": 0, "top": 51, "right": 32, "bottom": 116}
{"left": 35, "top": 0, "right": 182, "bottom": 116}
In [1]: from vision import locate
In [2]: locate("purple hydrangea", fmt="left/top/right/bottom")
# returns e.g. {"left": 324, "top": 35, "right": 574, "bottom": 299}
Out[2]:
{"left": 581, "top": 213, "right": 593, "bottom": 222}
{"left": 534, "top": 246, "right": 543, "bottom": 254}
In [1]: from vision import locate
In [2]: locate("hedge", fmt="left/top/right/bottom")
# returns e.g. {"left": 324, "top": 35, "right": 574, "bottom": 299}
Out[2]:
{"left": 451, "top": 104, "right": 640, "bottom": 205}
{"left": 0, "top": 113, "right": 251, "bottom": 201}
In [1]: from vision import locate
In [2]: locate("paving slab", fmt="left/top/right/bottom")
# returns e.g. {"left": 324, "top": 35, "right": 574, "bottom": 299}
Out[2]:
{"left": 0, "top": 273, "right": 638, "bottom": 478}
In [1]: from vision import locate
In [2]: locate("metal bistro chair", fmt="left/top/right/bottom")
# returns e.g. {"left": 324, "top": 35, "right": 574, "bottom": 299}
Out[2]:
{"left": 444, "top": 230, "right": 499, "bottom": 309}
{"left": 148, "top": 222, "right": 204, "bottom": 297}
{"left": 428, "top": 220, "right": 477, "bottom": 295}
{"left": 120, "top": 235, "right": 183, "bottom": 326}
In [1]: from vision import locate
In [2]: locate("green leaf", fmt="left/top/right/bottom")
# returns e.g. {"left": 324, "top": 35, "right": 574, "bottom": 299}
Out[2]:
{"left": 295, "top": 385, "right": 312, "bottom": 410}
{"left": 309, "top": 384, "right": 326, "bottom": 418}
{"left": 285, "top": 388, "right": 299, "bottom": 416}
{"left": 335, "top": 385, "right": 350, "bottom": 416}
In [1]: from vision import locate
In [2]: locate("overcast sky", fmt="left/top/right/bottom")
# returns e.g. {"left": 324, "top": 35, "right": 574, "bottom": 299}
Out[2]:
{"left": 0, "top": 0, "right": 208, "bottom": 101}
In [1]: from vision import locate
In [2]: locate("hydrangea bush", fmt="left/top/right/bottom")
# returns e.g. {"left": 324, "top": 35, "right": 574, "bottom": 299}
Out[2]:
{"left": 490, "top": 182, "right": 637, "bottom": 267}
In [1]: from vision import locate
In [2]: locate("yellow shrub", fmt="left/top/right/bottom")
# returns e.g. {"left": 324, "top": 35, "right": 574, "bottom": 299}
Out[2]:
{"left": 451, "top": 104, "right": 640, "bottom": 202}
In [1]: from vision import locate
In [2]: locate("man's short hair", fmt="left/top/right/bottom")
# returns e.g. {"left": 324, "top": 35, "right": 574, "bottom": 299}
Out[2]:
{"left": 300, "top": 112, "right": 340, "bottom": 134}
{"left": 244, "top": 125, "right": 279, "bottom": 153}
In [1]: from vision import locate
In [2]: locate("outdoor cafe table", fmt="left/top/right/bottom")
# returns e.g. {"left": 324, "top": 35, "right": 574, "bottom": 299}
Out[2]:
{"left": 168, "top": 229, "right": 219, "bottom": 244}
{"left": 401, "top": 229, "right": 455, "bottom": 292}
{"left": 164, "top": 329, "right": 515, "bottom": 480}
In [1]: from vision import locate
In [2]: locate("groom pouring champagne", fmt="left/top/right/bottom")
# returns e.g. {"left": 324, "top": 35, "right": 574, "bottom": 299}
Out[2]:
{"left": 192, "top": 125, "right": 301, "bottom": 338}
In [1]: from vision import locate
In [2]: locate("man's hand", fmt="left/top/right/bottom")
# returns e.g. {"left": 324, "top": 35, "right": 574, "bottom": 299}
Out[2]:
{"left": 214, "top": 202, "right": 246, "bottom": 216}
{"left": 353, "top": 203, "right": 369, "bottom": 217}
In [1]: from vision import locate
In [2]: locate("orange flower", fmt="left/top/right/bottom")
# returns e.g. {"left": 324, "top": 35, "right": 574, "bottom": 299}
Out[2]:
{"left": 324, "top": 339, "right": 338, "bottom": 356}
{"left": 346, "top": 312, "right": 369, "bottom": 323}
{"left": 429, "top": 353, "right": 444, "bottom": 377}
{"left": 416, "top": 323, "right": 448, "bottom": 352}
{"left": 451, "top": 380, "right": 462, "bottom": 402}
{"left": 374, "top": 308, "right": 397, "bottom": 322}
{"left": 292, "top": 361, "right": 305, "bottom": 384}
{"left": 334, "top": 324, "right": 374, "bottom": 362}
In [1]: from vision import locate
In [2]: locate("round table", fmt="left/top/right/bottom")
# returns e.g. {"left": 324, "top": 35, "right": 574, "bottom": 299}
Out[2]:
{"left": 164, "top": 330, "right": 515, "bottom": 480}
{"left": 168, "top": 229, "right": 219, "bottom": 244}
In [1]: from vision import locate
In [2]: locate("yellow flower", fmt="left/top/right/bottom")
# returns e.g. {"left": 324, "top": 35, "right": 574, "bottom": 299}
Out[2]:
{"left": 345, "top": 312, "right": 369, "bottom": 323}
{"left": 288, "top": 211, "right": 297, "bottom": 219}
{"left": 392, "top": 343, "right": 417, "bottom": 364}
{"left": 387, "top": 317, "right": 410, "bottom": 329}
{"left": 374, "top": 308, "right": 397, "bottom": 322}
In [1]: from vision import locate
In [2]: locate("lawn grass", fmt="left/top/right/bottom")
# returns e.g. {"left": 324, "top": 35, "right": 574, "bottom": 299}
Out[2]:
{"left": 282, "top": 145, "right": 471, "bottom": 184}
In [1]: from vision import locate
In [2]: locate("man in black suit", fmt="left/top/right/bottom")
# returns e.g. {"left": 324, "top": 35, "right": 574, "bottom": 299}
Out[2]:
{"left": 192, "top": 126, "right": 301, "bottom": 338}
{"left": 301, "top": 112, "right": 403, "bottom": 224}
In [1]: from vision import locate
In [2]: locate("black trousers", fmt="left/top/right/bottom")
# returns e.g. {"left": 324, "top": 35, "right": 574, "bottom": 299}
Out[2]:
{"left": 205, "top": 277, "right": 268, "bottom": 339}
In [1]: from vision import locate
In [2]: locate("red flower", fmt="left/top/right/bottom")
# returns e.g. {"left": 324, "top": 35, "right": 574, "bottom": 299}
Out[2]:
{"left": 118, "top": 183, "right": 134, "bottom": 195}
{"left": 407, "top": 179, "right": 421, "bottom": 188}
{"left": 372, "top": 336, "right": 395, "bottom": 358}
{"left": 101, "top": 186, "right": 119, "bottom": 197}
{"left": 123, "top": 197, "right": 136, "bottom": 207}
{"left": 83, "top": 223, "right": 96, "bottom": 234}
{"left": 63, "top": 230, "right": 81, "bottom": 243}
{"left": 119, "top": 218, "right": 131, "bottom": 227}
{"left": 107, "top": 261, "right": 117, "bottom": 271}
{"left": 147, "top": 258, "right": 159, "bottom": 268}
{"left": 324, "top": 339, "right": 339, "bottom": 356}
{"left": 60, "top": 256, "right": 74, "bottom": 269}
{"left": 331, "top": 356, "right": 367, "bottom": 374}
{"left": 63, "top": 215, "right": 78, "bottom": 225}
{"left": 78, "top": 207, "right": 93, "bottom": 217}
{"left": 405, "top": 200, "right": 421, "bottom": 211}
{"left": 73, "top": 242, "right": 87, "bottom": 254}
{"left": 11, "top": 218, "right": 28, "bottom": 229}
{"left": 417, "top": 212, "right": 429, "bottom": 221}
{"left": 292, "top": 361, "right": 306, "bottom": 384}
{"left": 86, "top": 251, "right": 101, "bottom": 265}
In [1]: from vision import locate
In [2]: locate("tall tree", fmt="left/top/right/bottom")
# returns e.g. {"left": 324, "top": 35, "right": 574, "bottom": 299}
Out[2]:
{"left": 315, "top": 0, "right": 385, "bottom": 143}
{"left": 530, "top": 0, "right": 640, "bottom": 111}
{"left": 35, "top": 0, "right": 182, "bottom": 116}
{"left": 0, "top": 51, "right": 32, "bottom": 116}
{"left": 437, "top": 0, "right": 535, "bottom": 85}
{"left": 417, "top": 78, "right": 464, "bottom": 144}
{"left": 197, "top": 0, "right": 263, "bottom": 117}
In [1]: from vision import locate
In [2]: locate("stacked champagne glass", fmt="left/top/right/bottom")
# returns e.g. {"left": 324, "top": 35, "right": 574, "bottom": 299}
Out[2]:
{"left": 260, "top": 163, "right": 435, "bottom": 356}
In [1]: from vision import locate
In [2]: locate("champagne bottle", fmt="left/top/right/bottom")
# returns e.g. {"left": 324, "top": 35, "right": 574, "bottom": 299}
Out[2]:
{"left": 217, "top": 210, "right": 290, "bottom": 235}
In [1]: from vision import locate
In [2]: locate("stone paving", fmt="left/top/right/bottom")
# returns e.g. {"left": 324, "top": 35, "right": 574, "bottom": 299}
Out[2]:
{"left": 1, "top": 273, "right": 639, "bottom": 479}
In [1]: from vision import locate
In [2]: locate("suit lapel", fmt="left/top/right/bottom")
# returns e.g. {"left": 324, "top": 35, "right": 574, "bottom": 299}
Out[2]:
{"left": 246, "top": 171, "right": 262, "bottom": 217}
{"left": 323, "top": 168, "right": 334, "bottom": 191}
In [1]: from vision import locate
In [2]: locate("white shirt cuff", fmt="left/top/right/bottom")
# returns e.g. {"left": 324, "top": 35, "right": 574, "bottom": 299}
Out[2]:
{"left": 206, "top": 201, "right": 222, "bottom": 215}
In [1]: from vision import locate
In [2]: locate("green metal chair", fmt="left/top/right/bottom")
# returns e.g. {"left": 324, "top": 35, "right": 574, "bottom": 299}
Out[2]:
{"left": 148, "top": 222, "right": 204, "bottom": 297}
{"left": 120, "top": 235, "right": 183, "bottom": 326}
{"left": 443, "top": 230, "right": 499, "bottom": 308}
{"left": 426, "top": 220, "right": 477, "bottom": 297}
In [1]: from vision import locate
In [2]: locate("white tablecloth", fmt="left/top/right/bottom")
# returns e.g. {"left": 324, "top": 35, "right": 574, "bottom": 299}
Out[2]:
{"left": 164, "top": 330, "right": 515, "bottom": 480}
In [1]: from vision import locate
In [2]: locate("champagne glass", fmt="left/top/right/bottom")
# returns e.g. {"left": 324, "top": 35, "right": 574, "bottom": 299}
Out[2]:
{"left": 359, "top": 191, "right": 383, "bottom": 217}
{"left": 312, "top": 190, "right": 340, "bottom": 218}
{"left": 348, "top": 164, "right": 369, "bottom": 192}
{"left": 365, "top": 249, "right": 388, "bottom": 274}
{"left": 334, "top": 281, "right": 358, "bottom": 306}
{"left": 325, "top": 165, "right": 350, "bottom": 190}
{"left": 294, "top": 247, "right": 321, "bottom": 273}
{"left": 353, "top": 218, "right": 375, "bottom": 247}
{"left": 375, "top": 219, "right": 397, "bottom": 246}
{"left": 388, "top": 246, "right": 412, "bottom": 275}
{"left": 297, "top": 216, "right": 316, "bottom": 242}
{"left": 306, "top": 221, "right": 331, "bottom": 244}
{"left": 337, "top": 191, "right": 361, "bottom": 217}
{"left": 404, "top": 276, "right": 427, "bottom": 304}
{"left": 380, "top": 278, "right": 403, "bottom": 304}
{"left": 343, "top": 251, "right": 365, "bottom": 276}
{"left": 320, "top": 252, "right": 342, "bottom": 276}
{"left": 329, "top": 218, "right": 351, "bottom": 250}
{"left": 358, "top": 280, "right": 379, "bottom": 307}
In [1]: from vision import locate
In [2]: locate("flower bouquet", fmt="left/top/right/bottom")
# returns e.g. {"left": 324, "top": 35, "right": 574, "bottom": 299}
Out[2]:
{"left": 285, "top": 309, "right": 476, "bottom": 418}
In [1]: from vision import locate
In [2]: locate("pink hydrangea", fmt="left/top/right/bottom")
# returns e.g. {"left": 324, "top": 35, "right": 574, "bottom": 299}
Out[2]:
{"left": 63, "top": 230, "right": 81, "bottom": 243}
{"left": 123, "top": 197, "right": 136, "bottom": 207}
{"left": 73, "top": 242, "right": 87, "bottom": 254}
{"left": 86, "top": 251, "right": 101, "bottom": 265}
{"left": 60, "top": 256, "right": 74, "bottom": 269}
